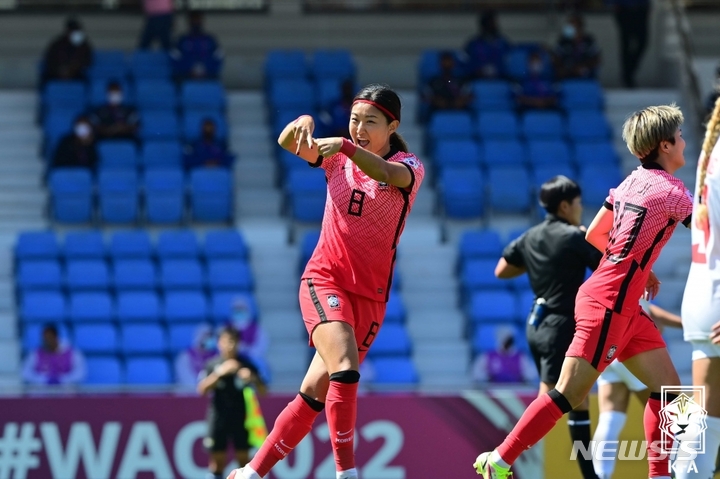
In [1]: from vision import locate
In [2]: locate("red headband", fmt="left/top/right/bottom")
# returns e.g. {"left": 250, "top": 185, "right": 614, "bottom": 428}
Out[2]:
{"left": 352, "top": 99, "right": 397, "bottom": 122}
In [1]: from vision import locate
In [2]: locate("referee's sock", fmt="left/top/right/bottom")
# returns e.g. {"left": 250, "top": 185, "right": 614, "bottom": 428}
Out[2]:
{"left": 568, "top": 410, "right": 599, "bottom": 479}
{"left": 326, "top": 370, "right": 360, "bottom": 473}
{"left": 247, "top": 392, "right": 324, "bottom": 477}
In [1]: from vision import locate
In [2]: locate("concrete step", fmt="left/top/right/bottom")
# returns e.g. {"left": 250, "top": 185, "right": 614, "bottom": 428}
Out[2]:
{"left": 236, "top": 188, "right": 282, "bottom": 219}
{"left": 235, "top": 158, "right": 276, "bottom": 188}
{"left": 0, "top": 312, "right": 17, "bottom": 341}
{"left": 261, "top": 310, "right": 306, "bottom": 342}
{"left": 256, "top": 290, "right": 299, "bottom": 314}
{"left": 0, "top": 340, "right": 20, "bottom": 373}
{"left": 406, "top": 310, "right": 464, "bottom": 341}
{"left": 267, "top": 342, "right": 311, "bottom": 375}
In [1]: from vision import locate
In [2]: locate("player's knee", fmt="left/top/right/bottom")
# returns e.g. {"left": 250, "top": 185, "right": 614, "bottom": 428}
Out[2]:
{"left": 299, "top": 392, "right": 326, "bottom": 412}
{"left": 329, "top": 370, "right": 360, "bottom": 384}
{"left": 549, "top": 388, "right": 574, "bottom": 414}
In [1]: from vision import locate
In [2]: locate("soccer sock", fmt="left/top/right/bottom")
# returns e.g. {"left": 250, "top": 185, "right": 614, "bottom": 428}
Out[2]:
{"left": 336, "top": 468, "right": 359, "bottom": 479}
{"left": 645, "top": 393, "right": 671, "bottom": 478}
{"left": 592, "top": 411, "right": 627, "bottom": 478}
{"left": 496, "top": 389, "right": 573, "bottom": 465}
{"left": 674, "top": 415, "right": 720, "bottom": 479}
{"left": 238, "top": 466, "right": 261, "bottom": 479}
{"left": 247, "top": 393, "right": 323, "bottom": 477}
{"left": 326, "top": 370, "right": 360, "bottom": 472}
{"left": 568, "top": 410, "right": 599, "bottom": 479}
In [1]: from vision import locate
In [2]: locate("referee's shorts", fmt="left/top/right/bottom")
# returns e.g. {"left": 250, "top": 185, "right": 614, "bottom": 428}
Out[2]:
{"left": 526, "top": 312, "right": 576, "bottom": 384}
{"left": 204, "top": 409, "right": 249, "bottom": 452}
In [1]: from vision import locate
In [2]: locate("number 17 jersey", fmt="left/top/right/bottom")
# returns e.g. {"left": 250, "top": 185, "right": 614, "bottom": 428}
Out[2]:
{"left": 580, "top": 163, "right": 692, "bottom": 317}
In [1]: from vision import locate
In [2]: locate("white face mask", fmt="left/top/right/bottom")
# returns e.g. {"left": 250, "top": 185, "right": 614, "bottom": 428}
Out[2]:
{"left": 563, "top": 24, "right": 576, "bottom": 38}
{"left": 108, "top": 91, "right": 123, "bottom": 106}
{"left": 74, "top": 123, "right": 91, "bottom": 139}
{"left": 69, "top": 30, "right": 85, "bottom": 46}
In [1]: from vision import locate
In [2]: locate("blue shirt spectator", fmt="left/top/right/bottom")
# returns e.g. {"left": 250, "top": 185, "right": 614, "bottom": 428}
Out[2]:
{"left": 463, "top": 10, "right": 511, "bottom": 80}
{"left": 184, "top": 118, "right": 234, "bottom": 170}
{"left": 514, "top": 51, "right": 559, "bottom": 111}
{"left": 319, "top": 79, "right": 354, "bottom": 138}
{"left": 553, "top": 13, "right": 600, "bottom": 80}
{"left": 171, "top": 11, "right": 223, "bottom": 80}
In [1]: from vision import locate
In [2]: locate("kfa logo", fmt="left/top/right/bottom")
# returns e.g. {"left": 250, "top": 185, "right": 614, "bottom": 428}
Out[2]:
{"left": 605, "top": 345, "right": 617, "bottom": 361}
{"left": 660, "top": 386, "right": 708, "bottom": 475}
{"left": 327, "top": 295, "right": 340, "bottom": 310}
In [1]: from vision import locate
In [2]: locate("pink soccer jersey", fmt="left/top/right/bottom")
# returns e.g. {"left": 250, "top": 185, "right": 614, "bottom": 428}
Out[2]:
{"left": 302, "top": 149, "right": 424, "bottom": 301}
{"left": 580, "top": 163, "right": 693, "bottom": 316}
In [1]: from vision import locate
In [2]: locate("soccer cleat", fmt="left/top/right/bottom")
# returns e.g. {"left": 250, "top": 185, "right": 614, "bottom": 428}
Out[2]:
{"left": 473, "top": 452, "right": 513, "bottom": 478}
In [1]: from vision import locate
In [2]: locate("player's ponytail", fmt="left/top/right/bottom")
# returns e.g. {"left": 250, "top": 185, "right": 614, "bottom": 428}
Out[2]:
{"left": 697, "top": 96, "right": 720, "bottom": 225}
{"left": 353, "top": 84, "right": 409, "bottom": 153}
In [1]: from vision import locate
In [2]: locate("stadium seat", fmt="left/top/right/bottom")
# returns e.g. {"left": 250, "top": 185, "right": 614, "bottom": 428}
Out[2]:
{"left": 98, "top": 140, "right": 138, "bottom": 170}
{"left": 299, "top": 230, "right": 320, "bottom": 273}
{"left": 207, "top": 260, "right": 254, "bottom": 292}
{"left": 117, "top": 291, "right": 161, "bottom": 323}
{"left": 460, "top": 259, "right": 505, "bottom": 296}
{"left": 527, "top": 140, "right": 573, "bottom": 168}
{"left": 181, "top": 81, "right": 226, "bottom": 112}
{"left": 63, "top": 231, "right": 105, "bottom": 260}
{"left": 43, "top": 109, "right": 78, "bottom": 160}
{"left": 579, "top": 164, "right": 623, "bottom": 208}
{"left": 439, "top": 167, "right": 484, "bottom": 219}
{"left": 203, "top": 230, "right": 249, "bottom": 260}
{"left": 472, "top": 324, "right": 521, "bottom": 354}
{"left": 458, "top": 229, "right": 504, "bottom": 262}
{"left": 433, "top": 139, "right": 482, "bottom": 172}
{"left": 467, "top": 290, "right": 519, "bottom": 325}
{"left": 164, "top": 291, "right": 208, "bottom": 323}
{"left": 487, "top": 166, "right": 532, "bottom": 213}
{"left": 311, "top": 49, "right": 355, "bottom": 81}
{"left": 532, "top": 164, "right": 576, "bottom": 187}
{"left": 482, "top": 139, "right": 526, "bottom": 167}
{"left": 370, "top": 358, "right": 419, "bottom": 384}
{"left": 160, "top": 259, "right": 205, "bottom": 290}
{"left": 265, "top": 50, "right": 309, "bottom": 82}
{"left": 169, "top": 324, "right": 200, "bottom": 353}
{"left": 417, "top": 50, "right": 463, "bottom": 87}
{"left": 20, "top": 291, "right": 66, "bottom": 323}
{"left": 522, "top": 111, "right": 566, "bottom": 140}
{"left": 66, "top": 260, "right": 110, "bottom": 291}
{"left": 42, "top": 81, "right": 86, "bottom": 112}
{"left": 69, "top": 292, "right": 113, "bottom": 323}
{"left": 183, "top": 110, "right": 228, "bottom": 143}
{"left": 286, "top": 169, "right": 327, "bottom": 223}
{"left": 518, "top": 289, "right": 535, "bottom": 320}
{"left": 561, "top": 79, "right": 604, "bottom": 111}
{"left": 141, "top": 140, "right": 183, "bottom": 169}
{"left": 73, "top": 324, "right": 118, "bottom": 354}
{"left": 17, "top": 261, "right": 62, "bottom": 291}
{"left": 109, "top": 231, "right": 152, "bottom": 260}
{"left": 21, "top": 323, "right": 69, "bottom": 352}
{"left": 157, "top": 230, "right": 199, "bottom": 259}
{"left": 210, "top": 291, "right": 257, "bottom": 323}
{"left": 427, "top": 111, "right": 474, "bottom": 143}
{"left": 567, "top": 111, "right": 612, "bottom": 141}
{"left": 144, "top": 168, "right": 185, "bottom": 224}
{"left": 315, "top": 78, "right": 343, "bottom": 109}
{"left": 573, "top": 140, "right": 620, "bottom": 167}
{"left": 48, "top": 169, "right": 93, "bottom": 223}
{"left": 88, "top": 50, "right": 127, "bottom": 83}
{"left": 140, "top": 111, "right": 180, "bottom": 141}
{"left": 125, "top": 357, "right": 172, "bottom": 384}
{"left": 476, "top": 111, "right": 520, "bottom": 140}
{"left": 269, "top": 78, "right": 316, "bottom": 110}
{"left": 189, "top": 169, "right": 233, "bottom": 222}
{"left": 384, "top": 292, "right": 407, "bottom": 324}
{"left": 130, "top": 50, "right": 172, "bottom": 80}
{"left": 15, "top": 232, "right": 59, "bottom": 261}
{"left": 85, "top": 356, "right": 123, "bottom": 385}
{"left": 135, "top": 80, "right": 177, "bottom": 111}
{"left": 471, "top": 80, "right": 513, "bottom": 111}
{"left": 504, "top": 44, "right": 552, "bottom": 81}
{"left": 368, "top": 324, "right": 412, "bottom": 358}
{"left": 113, "top": 259, "right": 156, "bottom": 291}
{"left": 121, "top": 324, "right": 167, "bottom": 355}
{"left": 98, "top": 169, "right": 139, "bottom": 223}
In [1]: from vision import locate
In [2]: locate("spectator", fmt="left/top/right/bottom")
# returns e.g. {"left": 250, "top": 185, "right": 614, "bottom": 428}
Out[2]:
{"left": 88, "top": 80, "right": 140, "bottom": 141}
{"left": 138, "top": 0, "right": 174, "bottom": 51}
{"left": 423, "top": 51, "right": 473, "bottom": 119}
{"left": 706, "top": 64, "right": 720, "bottom": 117}
{"left": 42, "top": 18, "right": 93, "bottom": 84}
{"left": 171, "top": 11, "right": 223, "bottom": 80}
{"left": 183, "top": 118, "right": 234, "bottom": 170}
{"left": 607, "top": 0, "right": 651, "bottom": 88}
{"left": 52, "top": 115, "right": 99, "bottom": 171}
{"left": 514, "top": 50, "right": 559, "bottom": 111}
{"left": 230, "top": 297, "right": 270, "bottom": 383}
{"left": 553, "top": 13, "right": 600, "bottom": 80}
{"left": 175, "top": 323, "right": 217, "bottom": 388}
{"left": 319, "top": 79, "right": 355, "bottom": 138}
{"left": 21, "top": 324, "right": 86, "bottom": 386}
{"left": 464, "top": 10, "right": 511, "bottom": 80}
{"left": 471, "top": 329, "right": 536, "bottom": 384}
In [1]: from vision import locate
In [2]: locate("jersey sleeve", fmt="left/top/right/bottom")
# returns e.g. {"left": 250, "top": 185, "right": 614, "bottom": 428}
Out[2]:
{"left": 502, "top": 234, "right": 526, "bottom": 267}
{"left": 604, "top": 188, "right": 616, "bottom": 210}
{"left": 571, "top": 230, "right": 603, "bottom": 270}
{"left": 309, "top": 152, "right": 343, "bottom": 172}
{"left": 665, "top": 185, "right": 693, "bottom": 225}
{"left": 392, "top": 154, "right": 425, "bottom": 194}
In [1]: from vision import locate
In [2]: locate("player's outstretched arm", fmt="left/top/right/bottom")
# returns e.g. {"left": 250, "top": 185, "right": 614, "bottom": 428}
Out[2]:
{"left": 586, "top": 206, "right": 613, "bottom": 252}
{"left": 277, "top": 114, "right": 319, "bottom": 163}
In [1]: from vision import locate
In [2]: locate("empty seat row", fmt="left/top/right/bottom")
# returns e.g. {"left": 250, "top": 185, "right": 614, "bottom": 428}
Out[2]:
{"left": 459, "top": 258, "right": 531, "bottom": 297}
{"left": 86, "top": 355, "right": 174, "bottom": 385}
{"left": 87, "top": 50, "right": 173, "bottom": 82}
{"left": 265, "top": 49, "right": 356, "bottom": 84}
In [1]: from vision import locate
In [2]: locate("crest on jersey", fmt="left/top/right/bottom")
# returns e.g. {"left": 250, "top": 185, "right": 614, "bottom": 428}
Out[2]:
{"left": 327, "top": 295, "right": 340, "bottom": 309}
{"left": 401, "top": 156, "right": 420, "bottom": 169}
{"left": 605, "top": 345, "right": 617, "bottom": 361}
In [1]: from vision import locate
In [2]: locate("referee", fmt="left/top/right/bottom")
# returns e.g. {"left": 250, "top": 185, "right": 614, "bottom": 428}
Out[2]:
{"left": 494, "top": 176, "right": 601, "bottom": 479}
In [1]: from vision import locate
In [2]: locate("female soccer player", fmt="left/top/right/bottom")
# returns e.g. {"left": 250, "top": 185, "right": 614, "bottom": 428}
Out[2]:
{"left": 474, "top": 104, "right": 692, "bottom": 479}
{"left": 228, "top": 84, "right": 424, "bottom": 479}
{"left": 675, "top": 97, "right": 720, "bottom": 478}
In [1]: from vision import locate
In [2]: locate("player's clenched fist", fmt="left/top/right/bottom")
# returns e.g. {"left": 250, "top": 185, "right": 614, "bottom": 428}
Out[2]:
{"left": 315, "top": 137, "right": 344, "bottom": 157}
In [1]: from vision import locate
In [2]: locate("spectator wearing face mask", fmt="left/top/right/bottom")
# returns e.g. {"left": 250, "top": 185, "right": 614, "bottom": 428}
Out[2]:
{"left": 171, "top": 11, "right": 223, "bottom": 80}
{"left": 52, "top": 115, "right": 99, "bottom": 171}
{"left": 88, "top": 81, "right": 140, "bottom": 141}
{"left": 42, "top": 18, "right": 93, "bottom": 84}
{"left": 553, "top": 13, "right": 601, "bottom": 80}
{"left": 183, "top": 118, "right": 234, "bottom": 170}
{"left": 175, "top": 323, "right": 218, "bottom": 388}
{"left": 514, "top": 50, "right": 559, "bottom": 111}
{"left": 230, "top": 297, "right": 270, "bottom": 383}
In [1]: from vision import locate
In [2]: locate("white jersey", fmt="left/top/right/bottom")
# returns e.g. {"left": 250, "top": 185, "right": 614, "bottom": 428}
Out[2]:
{"left": 681, "top": 141, "right": 720, "bottom": 340}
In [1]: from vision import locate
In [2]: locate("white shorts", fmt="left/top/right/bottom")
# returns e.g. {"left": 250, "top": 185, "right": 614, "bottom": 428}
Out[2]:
{"left": 690, "top": 341, "right": 720, "bottom": 361}
{"left": 596, "top": 360, "right": 646, "bottom": 392}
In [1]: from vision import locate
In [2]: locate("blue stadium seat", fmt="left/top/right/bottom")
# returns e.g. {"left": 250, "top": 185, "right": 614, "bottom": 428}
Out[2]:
{"left": 370, "top": 358, "right": 419, "bottom": 384}
{"left": 43, "top": 109, "right": 78, "bottom": 159}
{"left": 460, "top": 259, "right": 505, "bottom": 296}
{"left": 141, "top": 140, "right": 183, "bottom": 169}
{"left": 467, "top": 290, "right": 519, "bottom": 325}
{"left": 17, "top": 261, "right": 62, "bottom": 291}
{"left": 433, "top": 139, "right": 482, "bottom": 172}
{"left": 125, "top": 356, "right": 172, "bottom": 384}
{"left": 384, "top": 293, "right": 406, "bottom": 324}
{"left": 311, "top": 49, "right": 355, "bottom": 81}
{"left": 63, "top": 231, "right": 105, "bottom": 260}
{"left": 527, "top": 139, "right": 573, "bottom": 167}
{"left": 85, "top": 356, "right": 123, "bottom": 385}
{"left": 130, "top": 51, "right": 171, "bottom": 80}
{"left": 157, "top": 230, "right": 199, "bottom": 259}
{"left": 160, "top": 259, "right": 204, "bottom": 290}
{"left": 121, "top": 324, "right": 167, "bottom": 355}
{"left": 73, "top": 324, "right": 118, "bottom": 354}
{"left": 66, "top": 260, "right": 110, "bottom": 291}
{"left": 439, "top": 167, "right": 484, "bottom": 219}
{"left": 117, "top": 291, "right": 161, "bottom": 323}
{"left": 487, "top": 166, "right": 532, "bottom": 213}
{"left": 20, "top": 291, "right": 66, "bottom": 323}
{"left": 21, "top": 323, "right": 69, "bottom": 352}
{"left": 458, "top": 229, "right": 504, "bottom": 262}
{"left": 140, "top": 111, "right": 180, "bottom": 141}
{"left": 48, "top": 169, "right": 93, "bottom": 223}
{"left": 573, "top": 140, "right": 620, "bottom": 167}
{"left": 181, "top": 81, "right": 226, "bottom": 112}
{"left": 42, "top": 81, "right": 86, "bottom": 111}
{"left": 113, "top": 259, "right": 156, "bottom": 291}
{"left": 69, "top": 292, "right": 113, "bottom": 323}
{"left": 567, "top": 111, "right": 612, "bottom": 142}
{"left": 15, "top": 232, "right": 59, "bottom": 261}
{"left": 182, "top": 110, "right": 227, "bottom": 143}
{"left": 204, "top": 230, "right": 249, "bottom": 260}
{"left": 286, "top": 169, "right": 328, "bottom": 223}
{"left": 109, "top": 231, "right": 152, "bottom": 260}
{"left": 477, "top": 111, "right": 520, "bottom": 140}
{"left": 98, "top": 169, "right": 139, "bottom": 223}
{"left": 207, "top": 260, "right": 254, "bottom": 292}
{"left": 471, "top": 80, "right": 513, "bottom": 111}
{"left": 265, "top": 50, "right": 308, "bottom": 82}
{"left": 315, "top": 78, "right": 343, "bottom": 109}
{"left": 269, "top": 79, "right": 316, "bottom": 110}
{"left": 299, "top": 230, "right": 320, "bottom": 273}
{"left": 272, "top": 108, "right": 308, "bottom": 138}
{"left": 88, "top": 50, "right": 127, "bottom": 82}
{"left": 144, "top": 168, "right": 185, "bottom": 224}
{"left": 427, "top": 111, "right": 474, "bottom": 143}
{"left": 482, "top": 139, "right": 526, "bottom": 167}
{"left": 88, "top": 78, "right": 133, "bottom": 106}
{"left": 532, "top": 164, "right": 576, "bottom": 187}
{"left": 135, "top": 80, "right": 177, "bottom": 111}
{"left": 522, "top": 111, "right": 566, "bottom": 140}
{"left": 210, "top": 291, "right": 257, "bottom": 323}
{"left": 164, "top": 291, "right": 208, "bottom": 323}
{"left": 368, "top": 324, "right": 412, "bottom": 358}
{"left": 189, "top": 169, "right": 233, "bottom": 222}
{"left": 511, "top": 272, "right": 531, "bottom": 292}
{"left": 417, "top": 50, "right": 464, "bottom": 87}
{"left": 98, "top": 140, "right": 138, "bottom": 170}
{"left": 169, "top": 324, "right": 200, "bottom": 353}
{"left": 579, "top": 164, "right": 624, "bottom": 208}
{"left": 518, "top": 289, "right": 536, "bottom": 317}
{"left": 504, "top": 44, "right": 552, "bottom": 81}
{"left": 561, "top": 79, "right": 604, "bottom": 111}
